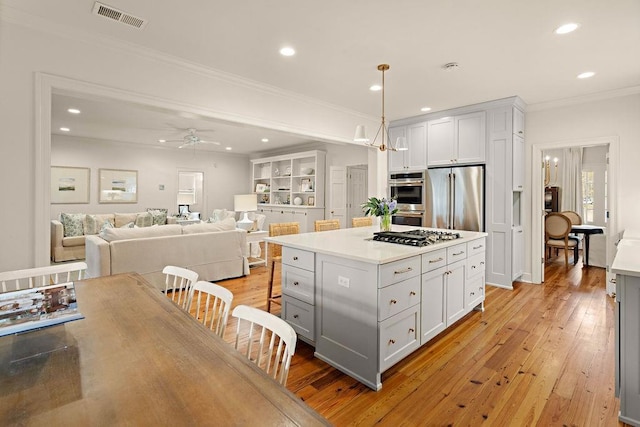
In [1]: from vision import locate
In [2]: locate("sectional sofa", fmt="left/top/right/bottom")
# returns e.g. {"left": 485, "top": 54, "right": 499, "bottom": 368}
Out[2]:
{"left": 85, "top": 217, "right": 248, "bottom": 292}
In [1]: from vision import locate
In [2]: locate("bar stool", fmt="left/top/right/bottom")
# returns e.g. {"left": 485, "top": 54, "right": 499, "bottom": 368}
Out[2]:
{"left": 267, "top": 222, "right": 300, "bottom": 312}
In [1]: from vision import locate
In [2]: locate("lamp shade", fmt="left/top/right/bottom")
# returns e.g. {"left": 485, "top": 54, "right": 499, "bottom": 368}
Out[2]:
{"left": 354, "top": 125, "right": 369, "bottom": 142}
{"left": 234, "top": 194, "right": 257, "bottom": 212}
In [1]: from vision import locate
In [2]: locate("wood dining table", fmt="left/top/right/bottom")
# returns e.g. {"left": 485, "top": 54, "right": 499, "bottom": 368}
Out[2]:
{"left": 0, "top": 273, "right": 329, "bottom": 426}
{"left": 571, "top": 224, "right": 605, "bottom": 267}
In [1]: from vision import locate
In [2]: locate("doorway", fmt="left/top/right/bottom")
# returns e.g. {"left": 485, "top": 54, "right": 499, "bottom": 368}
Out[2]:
{"left": 347, "top": 165, "right": 368, "bottom": 227}
{"left": 532, "top": 137, "right": 619, "bottom": 295}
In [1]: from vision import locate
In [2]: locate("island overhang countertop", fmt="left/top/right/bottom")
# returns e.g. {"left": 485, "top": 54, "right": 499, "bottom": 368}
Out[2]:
{"left": 265, "top": 225, "right": 487, "bottom": 264}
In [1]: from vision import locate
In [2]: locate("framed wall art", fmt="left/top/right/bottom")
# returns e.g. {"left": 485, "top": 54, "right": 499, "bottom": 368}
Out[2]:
{"left": 51, "top": 166, "right": 90, "bottom": 204}
{"left": 99, "top": 169, "right": 138, "bottom": 203}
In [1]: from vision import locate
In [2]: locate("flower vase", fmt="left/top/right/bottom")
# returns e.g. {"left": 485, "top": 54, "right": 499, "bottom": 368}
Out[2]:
{"left": 380, "top": 213, "right": 392, "bottom": 232}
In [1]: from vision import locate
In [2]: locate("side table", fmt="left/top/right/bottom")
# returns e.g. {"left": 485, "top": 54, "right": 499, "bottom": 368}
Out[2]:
{"left": 244, "top": 230, "right": 268, "bottom": 267}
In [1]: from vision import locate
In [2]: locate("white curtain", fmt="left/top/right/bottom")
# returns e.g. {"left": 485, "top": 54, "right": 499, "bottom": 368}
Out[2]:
{"left": 561, "top": 147, "right": 583, "bottom": 213}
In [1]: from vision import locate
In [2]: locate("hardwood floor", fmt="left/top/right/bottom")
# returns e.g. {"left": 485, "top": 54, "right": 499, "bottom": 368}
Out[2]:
{"left": 190, "top": 254, "right": 625, "bottom": 426}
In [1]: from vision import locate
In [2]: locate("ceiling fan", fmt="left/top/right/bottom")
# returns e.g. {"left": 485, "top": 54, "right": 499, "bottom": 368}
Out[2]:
{"left": 163, "top": 128, "right": 220, "bottom": 149}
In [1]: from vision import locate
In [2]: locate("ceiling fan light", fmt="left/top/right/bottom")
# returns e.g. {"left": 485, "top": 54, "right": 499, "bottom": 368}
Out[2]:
{"left": 354, "top": 125, "right": 368, "bottom": 142}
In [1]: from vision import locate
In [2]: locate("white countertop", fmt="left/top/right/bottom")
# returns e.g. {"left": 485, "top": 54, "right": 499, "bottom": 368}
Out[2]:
{"left": 612, "top": 239, "right": 640, "bottom": 277}
{"left": 266, "top": 225, "right": 487, "bottom": 264}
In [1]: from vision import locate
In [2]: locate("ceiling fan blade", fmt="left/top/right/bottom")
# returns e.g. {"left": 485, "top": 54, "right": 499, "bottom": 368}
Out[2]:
{"left": 178, "top": 141, "right": 196, "bottom": 149}
{"left": 197, "top": 140, "right": 221, "bottom": 145}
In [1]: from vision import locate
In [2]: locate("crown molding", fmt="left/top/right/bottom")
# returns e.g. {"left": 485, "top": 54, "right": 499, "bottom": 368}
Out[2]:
{"left": 527, "top": 86, "right": 640, "bottom": 112}
{"left": 0, "top": 4, "right": 375, "bottom": 122}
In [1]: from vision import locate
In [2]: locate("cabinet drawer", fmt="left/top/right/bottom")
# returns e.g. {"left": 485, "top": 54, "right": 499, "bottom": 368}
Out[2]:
{"left": 447, "top": 243, "right": 467, "bottom": 264}
{"left": 465, "top": 273, "right": 485, "bottom": 311}
{"left": 467, "top": 238, "right": 486, "bottom": 257}
{"left": 282, "top": 264, "right": 314, "bottom": 304}
{"left": 379, "top": 306, "right": 420, "bottom": 372}
{"left": 422, "top": 249, "right": 447, "bottom": 273}
{"left": 379, "top": 256, "right": 421, "bottom": 288}
{"left": 378, "top": 276, "right": 420, "bottom": 321}
{"left": 282, "top": 295, "right": 314, "bottom": 342}
{"left": 282, "top": 247, "right": 314, "bottom": 271}
{"left": 466, "top": 253, "right": 486, "bottom": 279}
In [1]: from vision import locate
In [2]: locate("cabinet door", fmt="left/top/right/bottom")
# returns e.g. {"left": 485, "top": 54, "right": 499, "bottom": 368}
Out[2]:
{"left": 455, "top": 112, "right": 486, "bottom": 164}
{"left": 464, "top": 273, "right": 484, "bottom": 311}
{"left": 407, "top": 122, "right": 427, "bottom": 169}
{"left": 446, "top": 260, "right": 466, "bottom": 326}
{"left": 388, "top": 126, "right": 407, "bottom": 171}
{"left": 512, "top": 134, "right": 525, "bottom": 191}
{"left": 512, "top": 227, "right": 524, "bottom": 280}
{"left": 427, "top": 117, "right": 455, "bottom": 166}
{"left": 513, "top": 107, "right": 525, "bottom": 137}
{"left": 421, "top": 267, "right": 446, "bottom": 345}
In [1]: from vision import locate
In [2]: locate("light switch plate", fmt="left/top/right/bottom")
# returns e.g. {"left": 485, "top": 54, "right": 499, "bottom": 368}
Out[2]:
{"left": 338, "top": 276, "right": 350, "bottom": 288}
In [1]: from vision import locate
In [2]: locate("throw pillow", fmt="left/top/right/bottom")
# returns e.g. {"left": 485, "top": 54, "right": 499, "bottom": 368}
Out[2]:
{"left": 99, "top": 220, "right": 114, "bottom": 238}
{"left": 135, "top": 212, "right": 153, "bottom": 228}
{"left": 211, "top": 209, "right": 229, "bottom": 223}
{"left": 60, "top": 213, "right": 85, "bottom": 237}
{"left": 120, "top": 222, "right": 136, "bottom": 228}
{"left": 84, "top": 214, "right": 100, "bottom": 235}
{"left": 147, "top": 208, "right": 168, "bottom": 226}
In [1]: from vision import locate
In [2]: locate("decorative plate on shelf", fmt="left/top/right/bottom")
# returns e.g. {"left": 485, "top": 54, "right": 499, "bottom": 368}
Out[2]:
{"left": 301, "top": 167, "right": 314, "bottom": 175}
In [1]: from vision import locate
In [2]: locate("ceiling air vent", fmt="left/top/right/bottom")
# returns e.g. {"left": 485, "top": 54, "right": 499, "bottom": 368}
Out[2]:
{"left": 92, "top": 2, "right": 147, "bottom": 29}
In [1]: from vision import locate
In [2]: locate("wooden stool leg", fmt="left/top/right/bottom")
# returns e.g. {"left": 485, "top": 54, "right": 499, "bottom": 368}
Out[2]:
{"left": 267, "top": 259, "right": 276, "bottom": 312}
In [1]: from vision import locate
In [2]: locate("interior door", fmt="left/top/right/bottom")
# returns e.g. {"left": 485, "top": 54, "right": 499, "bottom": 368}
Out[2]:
{"left": 347, "top": 166, "right": 368, "bottom": 227}
{"left": 328, "top": 166, "right": 346, "bottom": 226}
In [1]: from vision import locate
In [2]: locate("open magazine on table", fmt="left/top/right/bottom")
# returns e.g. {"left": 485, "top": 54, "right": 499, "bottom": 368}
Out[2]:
{"left": 0, "top": 282, "right": 84, "bottom": 337}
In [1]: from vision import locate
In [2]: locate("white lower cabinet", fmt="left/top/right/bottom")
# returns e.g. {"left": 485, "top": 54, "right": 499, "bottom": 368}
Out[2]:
{"left": 379, "top": 306, "right": 420, "bottom": 372}
{"left": 421, "top": 267, "right": 446, "bottom": 344}
{"left": 280, "top": 247, "right": 315, "bottom": 343}
{"left": 445, "top": 260, "right": 466, "bottom": 325}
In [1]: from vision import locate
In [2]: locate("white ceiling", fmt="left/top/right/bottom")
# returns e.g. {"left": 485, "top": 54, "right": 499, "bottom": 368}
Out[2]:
{"left": 7, "top": 0, "right": 640, "bottom": 153}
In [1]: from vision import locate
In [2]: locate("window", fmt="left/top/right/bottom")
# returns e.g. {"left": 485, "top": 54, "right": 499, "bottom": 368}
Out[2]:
{"left": 582, "top": 171, "right": 594, "bottom": 224}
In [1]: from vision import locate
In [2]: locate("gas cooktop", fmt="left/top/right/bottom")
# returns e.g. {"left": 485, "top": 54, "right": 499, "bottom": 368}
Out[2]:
{"left": 372, "top": 229, "right": 462, "bottom": 247}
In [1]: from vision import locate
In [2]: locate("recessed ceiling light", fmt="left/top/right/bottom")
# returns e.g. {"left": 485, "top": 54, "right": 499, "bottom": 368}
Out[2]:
{"left": 158, "top": 139, "right": 166, "bottom": 143}
{"left": 261, "top": 138, "right": 269, "bottom": 143}
{"left": 225, "top": 147, "right": 232, "bottom": 151}
{"left": 420, "top": 107, "right": 432, "bottom": 112}
{"left": 555, "top": 23, "right": 579, "bottom": 34}
{"left": 369, "top": 85, "right": 382, "bottom": 91}
{"left": 59, "top": 127, "right": 70, "bottom": 132}
{"left": 279, "top": 46, "right": 295, "bottom": 57}
{"left": 67, "top": 108, "right": 81, "bottom": 114}
{"left": 577, "top": 71, "right": 595, "bottom": 79}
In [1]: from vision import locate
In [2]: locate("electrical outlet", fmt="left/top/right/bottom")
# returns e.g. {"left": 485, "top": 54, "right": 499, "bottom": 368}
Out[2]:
{"left": 338, "top": 276, "right": 350, "bottom": 288}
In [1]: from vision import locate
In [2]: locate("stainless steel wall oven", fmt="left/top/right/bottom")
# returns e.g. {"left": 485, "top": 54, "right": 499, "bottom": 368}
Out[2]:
{"left": 389, "top": 171, "right": 426, "bottom": 226}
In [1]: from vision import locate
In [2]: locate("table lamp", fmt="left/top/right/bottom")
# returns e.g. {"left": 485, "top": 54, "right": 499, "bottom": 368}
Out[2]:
{"left": 234, "top": 194, "right": 257, "bottom": 230}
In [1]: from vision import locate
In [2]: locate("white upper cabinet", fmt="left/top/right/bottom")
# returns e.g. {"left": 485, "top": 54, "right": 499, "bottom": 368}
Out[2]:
{"left": 427, "top": 117, "right": 454, "bottom": 166}
{"left": 455, "top": 112, "right": 486, "bottom": 164}
{"left": 512, "top": 134, "right": 525, "bottom": 191}
{"left": 388, "top": 122, "right": 427, "bottom": 171}
{"left": 428, "top": 112, "right": 485, "bottom": 166}
{"left": 513, "top": 107, "right": 525, "bottom": 137}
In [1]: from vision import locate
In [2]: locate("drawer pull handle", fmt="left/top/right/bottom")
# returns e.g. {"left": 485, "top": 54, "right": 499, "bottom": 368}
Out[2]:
{"left": 293, "top": 256, "right": 298, "bottom": 261}
{"left": 410, "top": 291, "right": 416, "bottom": 296}
{"left": 394, "top": 267, "right": 413, "bottom": 275}
{"left": 480, "top": 262, "right": 485, "bottom": 265}
{"left": 473, "top": 245, "right": 483, "bottom": 250}
{"left": 388, "top": 339, "right": 396, "bottom": 345}
{"left": 390, "top": 299, "right": 397, "bottom": 305}
{"left": 453, "top": 251, "right": 464, "bottom": 256}
{"left": 293, "top": 281, "right": 299, "bottom": 286}
{"left": 429, "top": 257, "right": 444, "bottom": 264}
{"left": 409, "top": 328, "right": 415, "bottom": 333}
{"left": 293, "top": 314, "right": 299, "bottom": 319}
{"left": 470, "top": 292, "right": 475, "bottom": 296}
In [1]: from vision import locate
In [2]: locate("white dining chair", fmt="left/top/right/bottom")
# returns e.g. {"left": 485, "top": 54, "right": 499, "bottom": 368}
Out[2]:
{"left": 0, "top": 261, "right": 87, "bottom": 292}
{"left": 162, "top": 266, "right": 199, "bottom": 310}
{"left": 232, "top": 305, "right": 297, "bottom": 386}
{"left": 188, "top": 281, "right": 233, "bottom": 337}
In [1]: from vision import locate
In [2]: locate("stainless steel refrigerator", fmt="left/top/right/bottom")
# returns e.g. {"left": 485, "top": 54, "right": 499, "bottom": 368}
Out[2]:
{"left": 425, "top": 165, "right": 484, "bottom": 232}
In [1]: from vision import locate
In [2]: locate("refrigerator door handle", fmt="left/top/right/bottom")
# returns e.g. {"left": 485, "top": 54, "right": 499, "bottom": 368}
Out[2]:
{"left": 450, "top": 173, "right": 456, "bottom": 229}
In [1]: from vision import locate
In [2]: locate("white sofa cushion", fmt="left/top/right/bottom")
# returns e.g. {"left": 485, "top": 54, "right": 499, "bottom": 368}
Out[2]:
{"left": 101, "top": 224, "right": 183, "bottom": 242}
{"left": 181, "top": 217, "right": 236, "bottom": 234}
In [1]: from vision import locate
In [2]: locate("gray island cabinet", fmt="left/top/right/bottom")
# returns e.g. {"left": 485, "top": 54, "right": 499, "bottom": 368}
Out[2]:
{"left": 267, "top": 225, "right": 487, "bottom": 390}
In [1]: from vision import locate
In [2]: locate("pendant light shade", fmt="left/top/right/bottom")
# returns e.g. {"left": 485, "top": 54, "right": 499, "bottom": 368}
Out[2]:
{"left": 395, "top": 136, "right": 408, "bottom": 151}
{"left": 354, "top": 125, "right": 368, "bottom": 142}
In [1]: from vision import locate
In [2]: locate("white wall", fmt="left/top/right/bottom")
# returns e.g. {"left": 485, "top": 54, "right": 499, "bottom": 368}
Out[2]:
{"left": 51, "top": 135, "right": 250, "bottom": 220}
{"left": 0, "top": 18, "right": 378, "bottom": 270}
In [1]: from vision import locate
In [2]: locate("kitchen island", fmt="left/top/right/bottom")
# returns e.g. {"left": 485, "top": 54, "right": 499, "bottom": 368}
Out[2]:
{"left": 267, "top": 225, "right": 487, "bottom": 390}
